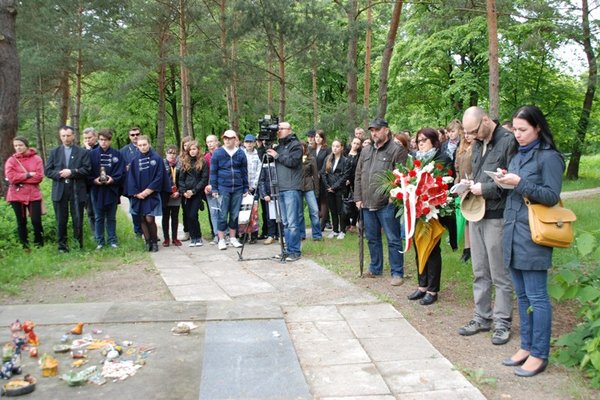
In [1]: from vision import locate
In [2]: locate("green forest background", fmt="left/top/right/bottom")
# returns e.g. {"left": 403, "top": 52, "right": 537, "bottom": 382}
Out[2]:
{"left": 9, "top": 0, "right": 600, "bottom": 166}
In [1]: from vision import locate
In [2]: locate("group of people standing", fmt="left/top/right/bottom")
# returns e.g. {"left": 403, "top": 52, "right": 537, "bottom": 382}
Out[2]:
{"left": 356, "top": 106, "right": 562, "bottom": 378}
{"left": 4, "top": 104, "right": 562, "bottom": 378}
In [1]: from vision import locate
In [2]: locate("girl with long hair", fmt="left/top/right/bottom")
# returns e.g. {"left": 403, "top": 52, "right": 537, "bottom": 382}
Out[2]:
{"left": 180, "top": 141, "right": 209, "bottom": 247}
{"left": 321, "top": 139, "right": 349, "bottom": 239}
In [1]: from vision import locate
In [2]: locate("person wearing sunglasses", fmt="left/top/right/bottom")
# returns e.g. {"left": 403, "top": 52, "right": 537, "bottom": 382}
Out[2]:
{"left": 120, "top": 127, "right": 143, "bottom": 237}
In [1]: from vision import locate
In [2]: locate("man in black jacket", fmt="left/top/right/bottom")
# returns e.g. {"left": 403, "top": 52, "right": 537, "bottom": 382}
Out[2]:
{"left": 266, "top": 121, "right": 304, "bottom": 261}
{"left": 45, "top": 125, "right": 91, "bottom": 252}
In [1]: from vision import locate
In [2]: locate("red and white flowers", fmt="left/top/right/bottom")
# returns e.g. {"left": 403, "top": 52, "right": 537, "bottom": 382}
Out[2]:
{"left": 381, "top": 156, "right": 455, "bottom": 251}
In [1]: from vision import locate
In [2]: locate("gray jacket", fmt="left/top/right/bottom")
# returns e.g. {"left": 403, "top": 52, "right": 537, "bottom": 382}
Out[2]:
{"left": 354, "top": 138, "right": 408, "bottom": 210}
{"left": 502, "top": 144, "right": 564, "bottom": 270}
{"left": 274, "top": 134, "right": 303, "bottom": 192}
{"left": 471, "top": 125, "right": 515, "bottom": 219}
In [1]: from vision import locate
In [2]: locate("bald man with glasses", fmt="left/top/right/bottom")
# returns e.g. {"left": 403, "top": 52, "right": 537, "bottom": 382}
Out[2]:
{"left": 458, "top": 106, "right": 516, "bottom": 345}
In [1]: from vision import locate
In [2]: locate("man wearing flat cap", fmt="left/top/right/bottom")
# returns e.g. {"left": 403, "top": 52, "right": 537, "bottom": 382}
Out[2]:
{"left": 354, "top": 118, "right": 408, "bottom": 286}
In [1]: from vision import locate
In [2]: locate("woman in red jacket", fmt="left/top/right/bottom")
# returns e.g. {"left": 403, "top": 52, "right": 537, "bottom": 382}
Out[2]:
{"left": 4, "top": 136, "right": 45, "bottom": 249}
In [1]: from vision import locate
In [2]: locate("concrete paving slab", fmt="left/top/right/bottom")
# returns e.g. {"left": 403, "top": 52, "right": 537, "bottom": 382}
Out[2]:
{"left": 159, "top": 268, "right": 213, "bottom": 286}
{"left": 376, "top": 358, "right": 478, "bottom": 395}
{"left": 0, "top": 321, "right": 204, "bottom": 400}
{"left": 361, "top": 336, "right": 442, "bottom": 362}
{"left": 168, "top": 283, "right": 230, "bottom": 301}
{"left": 288, "top": 321, "right": 356, "bottom": 342}
{"left": 339, "top": 303, "right": 404, "bottom": 320}
{"left": 103, "top": 301, "right": 208, "bottom": 323}
{"left": 283, "top": 305, "right": 344, "bottom": 322}
{"left": 293, "top": 338, "right": 371, "bottom": 366}
{"left": 199, "top": 319, "right": 311, "bottom": 400}
{"left": 347, "top": 317, "right": 416, "bottom": 339}
{"left": 303, "top": 363, "right": 390, "bottom": 398}
{"left": 322, "top": 397, "right": 396, "bottom": 400}
{"left": 212, "top": 276, "right": 276, "bottom": 298}
{"left": 204, "top": 300, "right": 282, "bottom": 321}
{"left": 0, "top": 303, "right": 113, "bottom": 325}
{"left": 401, "top": 388, "right": 487, "bottom": 400}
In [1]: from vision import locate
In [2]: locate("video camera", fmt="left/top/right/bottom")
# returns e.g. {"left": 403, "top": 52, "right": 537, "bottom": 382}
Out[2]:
{"left": 258, "top": 115, "right": 279, "bottom": 144}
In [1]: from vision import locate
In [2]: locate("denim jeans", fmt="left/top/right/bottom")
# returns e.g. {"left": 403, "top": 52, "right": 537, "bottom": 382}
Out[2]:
{"left": 206, "top": 195, "right": 220, "bottom": 237}
{"left": 299, "top": 190, "right": 322, "bottom": 240}
{"left": 362, "top": 203, "right": 404, "bottom": 277}
{"left": 510, "top": 267, "right": 552, "bottom": 359}
{"left": 93, "top": 201, "right": 118, "bottom": 246}
{"left": 279, "top": 190, "right": 302, "bottom": 256}
{"left": 217, "top": 191, "right": 242, "bottom": 232}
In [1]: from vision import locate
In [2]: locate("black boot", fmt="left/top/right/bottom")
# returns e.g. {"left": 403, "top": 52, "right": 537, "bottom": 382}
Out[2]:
{"left": 460, "top": 248, "right": 471, "bottom": 263}
{"left": 151, "top": 241, "right": 159, "bottom": 252}
{"left": 145, "top": 239, "right": 152, "bottom": 252}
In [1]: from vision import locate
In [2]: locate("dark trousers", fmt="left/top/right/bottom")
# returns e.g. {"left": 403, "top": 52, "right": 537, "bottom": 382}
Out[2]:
{"left": 10, "top": 201, "right": 44, "bottom": 248}
{"left": 440, "top": 214, "right": 457, "bottom": 250}
{"left": 416, "top": 240, "right": 442, "bottom": 293}
{"left": 184, "top": 195, "right": 203, "bottom": 240}
{"left": 326, "top": 190, "right": 346, "bottom": 234}
{"left": 162, "top": 204, "right": 180, "bottom": 241}
{"left": 54, "top": 185, "right": 85, "bottom": 250}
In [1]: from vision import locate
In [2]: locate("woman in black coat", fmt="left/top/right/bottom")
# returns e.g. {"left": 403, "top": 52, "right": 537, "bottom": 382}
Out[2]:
{"left": 179, "top": 141, "right": 209, "bottom": 247}
{"left": 320, "top": 139, "right": 350, "bottom": 239}
{"left": 407, "top": 128, "right": 451, "bottom": 306}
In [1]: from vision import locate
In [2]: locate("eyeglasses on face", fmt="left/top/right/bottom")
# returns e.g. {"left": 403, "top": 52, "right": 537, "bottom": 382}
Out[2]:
{"left": 129, "top": 133, "right": 140, "bottom": 137}
{"left": 417, "top": 138, "right": 429, "bottom": 144}
{"left": 465, "top": 120, "right": 482, "bottom": 136}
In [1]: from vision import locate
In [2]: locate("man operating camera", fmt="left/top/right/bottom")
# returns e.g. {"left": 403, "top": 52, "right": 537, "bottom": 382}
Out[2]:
{"left": 265, "top": 121, "right": 303, "bottom": 261}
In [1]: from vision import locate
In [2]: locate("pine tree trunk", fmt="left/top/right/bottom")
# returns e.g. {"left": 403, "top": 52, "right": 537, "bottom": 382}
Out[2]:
{"left": 58, "top": 66, "right": 70, "bottom": 129}
{"left": 376, "top": 0, "right": 403, "bottom": 119}
{"left": 278, "top": 31, "right": 286, "bottom": 120}
{"left": 363, "top": 0, "right": 372, "bottom": 127}
{"left": 156, "top": 25, "right": 169, "bottom": 157}
{"left": 36, "top": 72, "right": 46, "bottom": 160}
{"left": 179, "top": 0, "right": 192, "bottom": 138}
{"left": 0, "top": 0, "right": 20, "bottom": 196}
{"left": 268, "top": 49, "right": 274, "bottom": 116}
{"left": 567, "top": 0, "right": 597, "bottom": 179}
{"left": 73, "top": 46, "right": 83, "bottom": 137}
{"left": 311, "top": 42, "right": 318, "bottom": 127}
{"left": 169, "top": 64, "right": 181, "bottom": 148}
{"left": 486, "top": 0, "right": 500, "bottom": 120}
{"left": 230, "top": 27, "right": 239, "bottom": 132}
{"left": 346, "top": 0, "right": 358, "bottom": 135}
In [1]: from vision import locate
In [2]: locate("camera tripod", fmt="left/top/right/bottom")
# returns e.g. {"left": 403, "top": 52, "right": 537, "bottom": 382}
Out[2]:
{"left": 237, "top": 150, "right": 286, "bottom": 263}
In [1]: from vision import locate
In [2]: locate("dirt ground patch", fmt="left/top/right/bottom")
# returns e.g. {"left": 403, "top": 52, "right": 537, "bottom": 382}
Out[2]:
{"left": 2, "top": 257, "right": 597, "bottom": 399}
{"left": 0, "top": 262, "right": 173, "bottom": 305}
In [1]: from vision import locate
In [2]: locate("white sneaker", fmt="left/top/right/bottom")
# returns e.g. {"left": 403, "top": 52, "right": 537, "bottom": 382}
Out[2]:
{"left": 264, "top": 236, "right": 274, "bottom": 245}
{"left": 230, "top": 237, "right": 243, "bottom": 248}
{"left": 195, "top": 239, "right": 204, "bottom": 247}
{"left": 327, "top": 231, "right": 338, "bottom": 239}
{"left": 209, "top": 236, "right": 218, "bottom": 245}
{"left": 337, "top": 232, "right": 345, "bottom": 240}
{"left": 188, "top": 240, "right": 196, "bottom": 247}
{"left": 218, "top": 239, "right": 227, "bottom": 250}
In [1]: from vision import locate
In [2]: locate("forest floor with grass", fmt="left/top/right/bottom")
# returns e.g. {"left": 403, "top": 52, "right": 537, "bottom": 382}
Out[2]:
{"left": 1, "top": 181, "right": 599, "bottom": 399}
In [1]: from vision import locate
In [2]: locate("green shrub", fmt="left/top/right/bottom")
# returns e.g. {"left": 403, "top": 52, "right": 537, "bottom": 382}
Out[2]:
{"left": 550, "top": 225, "right": 600, "bottom": 387}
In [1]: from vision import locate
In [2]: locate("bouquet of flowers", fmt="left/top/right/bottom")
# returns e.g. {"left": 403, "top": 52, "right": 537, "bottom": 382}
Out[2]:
{"left": 380, "top": 156, "right": 455, "bottom": 270}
